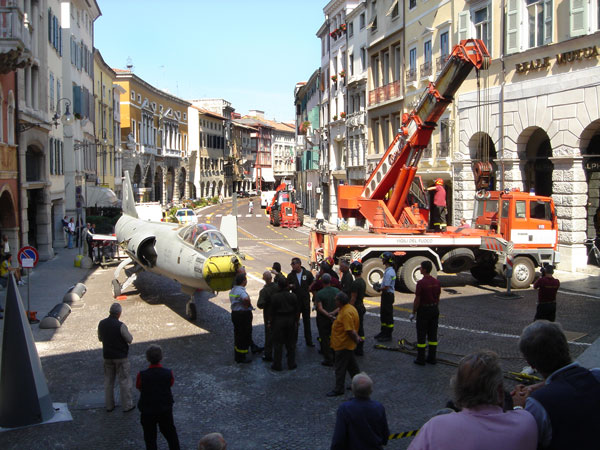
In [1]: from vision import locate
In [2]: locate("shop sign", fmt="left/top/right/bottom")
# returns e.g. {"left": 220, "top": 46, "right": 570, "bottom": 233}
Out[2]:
{"left": 584, "top": 157, "right": 600, "bottom": 172}
{"left": 515, "top": 45, "right": 600, "bottom": 74}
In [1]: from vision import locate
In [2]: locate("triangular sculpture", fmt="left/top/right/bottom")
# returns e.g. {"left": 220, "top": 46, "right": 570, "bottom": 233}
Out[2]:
{"left": 0, "top": 273, "right": 55, "bottom": 427}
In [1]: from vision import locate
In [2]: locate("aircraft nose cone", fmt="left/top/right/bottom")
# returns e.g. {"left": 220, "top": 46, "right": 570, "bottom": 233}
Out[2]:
{"left": 203, "top": 255, "right": 240, "bottom": 292}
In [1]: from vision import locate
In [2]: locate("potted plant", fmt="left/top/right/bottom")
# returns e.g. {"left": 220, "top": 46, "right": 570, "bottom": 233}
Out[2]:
{"left": 300, "top": 120, "right": 311, "bottom": 135}
{"left": 340, "top": 70, "right": 346, "bottom": 78}
{"left": 331, "top": 75, "right": 338, "bottom": 83}
{"left": 340, "top": 112, "right": 346, "bottom": 119}
{"left": 340, "top": 23, "right": 347, "bottom": 32}
{"left": 333, "top": 115, "right": 338, "bottom": 121}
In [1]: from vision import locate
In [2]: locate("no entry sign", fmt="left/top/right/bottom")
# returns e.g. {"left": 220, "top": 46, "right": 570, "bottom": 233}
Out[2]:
{"left": 18, "top": 246, "right": 39, "bottom": 268}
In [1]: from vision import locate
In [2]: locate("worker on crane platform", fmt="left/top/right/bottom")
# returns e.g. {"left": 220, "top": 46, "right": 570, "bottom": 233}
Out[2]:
{"left": 374, "top": 252, "right": 396, "bottom": 342}
{"left": 427, "top": 178, "right": 447, "bottom": 232}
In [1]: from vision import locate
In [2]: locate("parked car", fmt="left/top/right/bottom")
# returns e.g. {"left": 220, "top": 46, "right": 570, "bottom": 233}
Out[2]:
{"left": 175, "top": 208, "right": 198, "bottom": 224}
{"left": 236, "top": 190, "right": 250, "bottom": 198}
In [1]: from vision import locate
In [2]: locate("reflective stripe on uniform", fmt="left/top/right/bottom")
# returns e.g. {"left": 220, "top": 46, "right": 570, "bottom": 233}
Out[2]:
{"left": 428, "top": 341, "right": 438, "bottom": 346}
{"left": 416, "top": 343, "right": 427, "bottom": 348}
{"left": 234, "top": 346, "right": 248, "bottom": 354}
{"left": 382, "top": 323, "right": 394, "bottom": 328}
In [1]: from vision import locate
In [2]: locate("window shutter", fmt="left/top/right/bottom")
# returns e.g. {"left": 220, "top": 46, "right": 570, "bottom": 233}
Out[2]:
{"left": 73, "top": 85, "right": 82, "bottom": 115}
{"left": 570, "top": 0, "right": 587, "bottom": 37}
{"left": 506, "top": 0, "right": 520, "bottom": 54}
{"left": 543, "top": 0, "right": 553, "bottom": 44}
{"left": 458, "top": 11, "right": 469, "bottom": 42}
{"left": 48, "top": 9, "right": 52, "bottom": 42}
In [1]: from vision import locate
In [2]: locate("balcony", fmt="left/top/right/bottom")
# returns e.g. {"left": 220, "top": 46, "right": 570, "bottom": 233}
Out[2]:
{"left": 406, "top": 68, "right": 417, "bottom": 83}
{"left": 0, "top": 1, "right": 32, "bottom": 73}
{"left": 368, "top": 80, "right": 401, "bottom": 106}
{"left": 420, "top": 61, "right": 432, "bottom": 78}
{"left": 436, "top": 54, "right": 450, "bottom": 73}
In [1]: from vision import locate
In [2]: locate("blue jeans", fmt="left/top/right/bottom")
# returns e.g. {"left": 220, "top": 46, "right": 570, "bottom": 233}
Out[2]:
{"left": 67, "top": 232, "right": 73, "bottom": 248}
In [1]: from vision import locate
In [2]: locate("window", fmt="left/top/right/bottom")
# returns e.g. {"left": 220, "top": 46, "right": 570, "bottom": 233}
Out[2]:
{"left": 393, "top": 45, "right": 401, "bottom": 81}
{"left": 409, "top": 47, "right": 417, "bottom": 72}
{"left": 530, "top": 200, "right": 552, "bottom": 220}
{"left": 372, "top": 55, "right": 380, "bottom": 88}
{"left": 515, "top": 200, "right": 527, "bottom": 219}
{"left": 137, "top": 94, "right": 141, "bottom": 102}
{"left": 49, "top": 73, "right": 55, "bottom": 111}
{"left": 527, "top": 0, "right": 552, "bottom": 47}
{"left": 440, "top": 31, "right": 449, "bottom": 57}
{"left": 348, "top": 21, "right": 354, "bottom": 37}
{"left": 424, "top": 40, "right": 432, "bottom": 66}
{"left": 501, "top": 200, "right": 509, "bottom": 218}
{"left": 391, "top": 0, "right": 399, "bottom": 18}
{"left": 360, "top": 12, "right": 365, "bottom": 28}
{"left": 459, "top": 4, "right": 492, "bottom": 52}
{"left": 360, "top": 47, "right": 366, "bottom": 71}
{"left": 349, "top": 53, "right": 354, "bottom": 76}
{"left": 131, "top": 90, "right": 135, "bottom": 100}
{"left": 383, "top": 51, "right": 389, "bottom": 84}
{"left": 474, "top": 5, "right": 491, "bottom": 50}
{"left": 410, "top": 0, "right": 417, "bottom": 9}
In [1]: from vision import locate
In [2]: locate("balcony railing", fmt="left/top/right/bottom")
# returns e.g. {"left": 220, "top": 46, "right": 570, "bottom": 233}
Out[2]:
{"left": 406, "top": 68, "right": 417, "bottom": 83}
{"left": 420, "top": 61, "right": 432, "bottom": 78}
{"left": 422, "top": 145, "right": 433, "bottom": 159}
{"left": 368, "top": 80, "right": 401, "bottom": 106}
{"left": 436, "top": 141, "right": 450, "bottom": 159}
{"left": 436, "top": 54, "right": 450, "bottom": 73}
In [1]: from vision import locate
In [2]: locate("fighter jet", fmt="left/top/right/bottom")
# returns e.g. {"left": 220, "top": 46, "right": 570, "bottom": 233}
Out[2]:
{"left": 112, "top": 171, "right": 242, "bottom": 318}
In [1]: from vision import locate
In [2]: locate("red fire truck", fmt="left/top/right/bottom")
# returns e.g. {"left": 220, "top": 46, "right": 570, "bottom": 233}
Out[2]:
{"left": 308, "top": 40, "right": 559, "bottom": 296}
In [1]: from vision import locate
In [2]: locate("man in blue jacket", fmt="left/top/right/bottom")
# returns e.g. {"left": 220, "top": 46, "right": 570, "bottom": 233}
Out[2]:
{"left": 331, "top": 372, "right": 389, "bottom": 449}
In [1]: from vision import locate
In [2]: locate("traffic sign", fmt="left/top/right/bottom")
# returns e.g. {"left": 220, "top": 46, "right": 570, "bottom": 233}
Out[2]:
{"left": 307, "top": 182, "right": 313, "bottom": 191}
{"left": 18, "top": 246, "right": 39, "bottom": 268}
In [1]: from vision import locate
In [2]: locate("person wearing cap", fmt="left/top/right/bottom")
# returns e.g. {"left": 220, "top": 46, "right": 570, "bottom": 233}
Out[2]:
{"left": 315, "top": 273, "right": 340, "bottom": 366}
{"left": 97, "top": 302, "right": 135, "bottom": 412}
{"left": 287, "top": 257, "right": 315, "bottom": 346}
{"left": 410, "top": 260, "right": 441, "bottom": 365}
{"left": 532, "top": 265, "right": 560, "bottom": 322}
{"left": 427, "top": 178, "right": 447, "bottom": 231}
{"left": 374, "top": 252, "right": 396, "bottom": 342}
{"left": 349, "top": 261, "right": 367, "bottom": 356}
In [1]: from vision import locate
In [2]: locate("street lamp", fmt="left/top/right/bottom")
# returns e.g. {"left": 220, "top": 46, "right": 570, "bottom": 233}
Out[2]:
{"left": 53, "top": 98, "right": 74, "bottom": 126}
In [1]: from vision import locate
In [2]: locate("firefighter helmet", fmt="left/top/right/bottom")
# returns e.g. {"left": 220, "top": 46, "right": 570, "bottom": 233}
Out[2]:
{"left": 350, "top": 260, "right": 363, "bottom": 275}
{"left": 324, "top": 256, "right": 335, "bottom": 268}
{"left": 435, "top": 178, "right": 444, "bottom": 185}
{"left": 380, "top": 252, "right": 394, "bottom": 264}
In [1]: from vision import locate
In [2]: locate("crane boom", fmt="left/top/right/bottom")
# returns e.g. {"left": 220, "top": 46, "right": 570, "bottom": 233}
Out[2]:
{"left": 337, "top": 39, "right": 490, "bottom": 233}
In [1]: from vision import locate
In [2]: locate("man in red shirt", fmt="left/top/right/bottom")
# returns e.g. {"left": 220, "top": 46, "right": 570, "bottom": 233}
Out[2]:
{"left": 427, "top": 178, "right": 447, "bottom": 231}
{"left": 533, "top": 265, "right": 560, "bottom": 322}
{"left": 410, "top": 260, "right": 441, "bottom": 365}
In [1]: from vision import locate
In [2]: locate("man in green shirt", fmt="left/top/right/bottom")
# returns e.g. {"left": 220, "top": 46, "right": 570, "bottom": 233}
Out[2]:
{"left": 315, "top": 273, "right": 340, "bottom": 366}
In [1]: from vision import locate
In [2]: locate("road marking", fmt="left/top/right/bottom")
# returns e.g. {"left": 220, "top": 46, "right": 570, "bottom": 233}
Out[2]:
{"left": 238, "top": 226, "right": 305, "bottom": 258}
{"left": 365, "top": 299, "right": 412, "bottom": 313}
{"left": 559, "top": 290, "right": 600, "bottom": 300}
{"left": 364, "top": 311, "right": 591, "bottom": 346}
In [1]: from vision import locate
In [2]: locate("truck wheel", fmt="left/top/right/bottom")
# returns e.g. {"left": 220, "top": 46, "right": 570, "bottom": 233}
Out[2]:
{"left": 399, "top": 256, "right": 437, "bottom": 293}
{"left": 470, "top": 266, "right": 497, "bottom": 284}
{"left": 272, "top": 212, "right": 280, "bottom": 227}
{"left": 510, "top": 257, "right": 535, "bottom": 289}
{"left": 363, "top": 258, "right": 386, "bottom": 297}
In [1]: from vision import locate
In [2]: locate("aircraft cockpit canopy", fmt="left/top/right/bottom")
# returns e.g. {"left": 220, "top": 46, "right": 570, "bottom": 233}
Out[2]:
{"left": 179, "top": 223, "right": 233, "bottom": 253}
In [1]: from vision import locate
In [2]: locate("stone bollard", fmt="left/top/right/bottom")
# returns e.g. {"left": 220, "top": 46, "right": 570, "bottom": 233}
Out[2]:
{"left": 39, "top": 303, "right": 72, "bottom": 329}
{"left": 63, "top": 282, "right": 87, "bottom": 308}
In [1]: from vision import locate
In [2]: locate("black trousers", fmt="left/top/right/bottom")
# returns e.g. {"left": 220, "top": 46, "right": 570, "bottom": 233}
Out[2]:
{"left": 380, "top": 291, "right": 395, "bottom": 331}
{"left": 140, "top": 410, "right": 180, "bottom": 450}
{"left": 316, "top": 314, "right": 334, "bottom": 363}
{"left": 416, "top": 305, "right": 439, "bottom": 347}
{"left": 272, "top": 314, "right": 296, "bottom": 369}
{"left": 334, "top": 349, "right": 360, "bottom": 393}
{"left": 357, "top": 305, "right": 366, "bottom": 338}
{"left": 263, "top": 310, "right": 273, "bottom": 359}
{"left": 231, "top": 310, "right": 252, "bottom": 361}
{"left": 534, "top": 302, "right": 556, "bottom": 322}
{"left": 298, "top": 296, "right": 313, "bottom": 344}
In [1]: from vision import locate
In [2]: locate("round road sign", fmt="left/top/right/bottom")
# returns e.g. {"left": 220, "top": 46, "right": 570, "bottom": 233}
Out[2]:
{"left": 18, "top": 246, "right": 39, "bottom": 268}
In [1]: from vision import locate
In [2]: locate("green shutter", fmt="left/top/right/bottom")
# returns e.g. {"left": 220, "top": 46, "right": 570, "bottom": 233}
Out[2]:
{"left": 543, "top": 0, "right": 553, "bottom": 44}
{"left": 570, "top": 0, "right": 587, "bottom": 37}
{"left": 458, "top": 11, "right": 469, "bottom": 42}
{"left": 506, "top": 0, "right": 520, "bottom": 54}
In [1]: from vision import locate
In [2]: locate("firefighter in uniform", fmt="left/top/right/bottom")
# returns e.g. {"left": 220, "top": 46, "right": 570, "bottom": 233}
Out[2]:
{"left": 374, "top": 252, "right": 396, "bottom": 342}
{"left": 349, "top": 261, "right": 367, "bottom": 355}
{"left": 339, "top": 259, "right": 354, "bottom": 296}
{"left": 315, "top": 273, "right": 340, "bottom": 366}
{"left": 270, "top": 277, "right": 300, "bottom": 371}
{"left": 229, "top": 273, "right": 253, "bottom": 363}
{"left": 410, "top": 260, "right": 441, "bottom": 365}
{"left": 532, "top": 264, "right": 560, "bottom": 322}
{"left": 427, "top": 178, "right": 447, "bottom": 231}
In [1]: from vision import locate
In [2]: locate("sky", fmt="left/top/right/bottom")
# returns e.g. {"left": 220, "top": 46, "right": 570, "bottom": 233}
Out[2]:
{"left": 94, "top": 0, "right": 325, "bottom": 123}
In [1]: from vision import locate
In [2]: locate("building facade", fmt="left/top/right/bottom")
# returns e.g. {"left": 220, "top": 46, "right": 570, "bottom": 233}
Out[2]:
{"left": 268, "top": 120, "right": 295, "bottom": 184}
{"left": 115, "top": 70, "right": 190, "bottom": 205}
{"left": 453, "top": 0, "right": 600, "bottom": 272}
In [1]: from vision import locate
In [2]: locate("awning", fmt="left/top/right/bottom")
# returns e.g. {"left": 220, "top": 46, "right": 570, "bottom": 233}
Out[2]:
{"left": 252, "top": 167, "right": 275, "bottom": 183}
{"left": 86, "top": 186, "right": 119, "bottom": 207}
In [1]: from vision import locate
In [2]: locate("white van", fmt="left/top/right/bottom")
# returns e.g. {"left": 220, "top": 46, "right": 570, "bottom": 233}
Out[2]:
{"left": 261, "top": 190, "right": 277, "bottom": 209}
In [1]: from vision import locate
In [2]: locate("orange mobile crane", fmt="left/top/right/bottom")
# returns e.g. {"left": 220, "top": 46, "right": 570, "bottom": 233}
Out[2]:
{"left": 309, "top": 40, "right": 559, "bottom": 295}
{"left": 266, "top": 182, "right": 304, "bottom": 228}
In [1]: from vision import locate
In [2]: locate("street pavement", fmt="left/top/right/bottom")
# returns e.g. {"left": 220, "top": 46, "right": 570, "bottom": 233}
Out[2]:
{"left": 0, "top": 235, "right": 599, "bottom": 449}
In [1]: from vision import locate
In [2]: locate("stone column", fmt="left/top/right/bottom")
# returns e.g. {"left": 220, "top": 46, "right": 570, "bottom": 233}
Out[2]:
{"left": 551, "top": 156, "right": 588, "bottom": 271}
{"left": 184, "top": 171, "right": 190, "bottom": 199}
{"left": 36, "top": 187, "right": 54, "bottom": 260}
{"left": 172, "top": 168, "right": 180, "bottom": 204}
{"left": 162, "top": 167, "right": 168, "bottom": 205}
{"left": 451, "top": 160, "right": 476, "bottom": 225}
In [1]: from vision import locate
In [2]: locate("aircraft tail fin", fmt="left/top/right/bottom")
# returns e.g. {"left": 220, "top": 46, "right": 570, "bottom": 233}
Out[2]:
{"left": 121, "top": 171, "right": 138, "bottom": 218}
